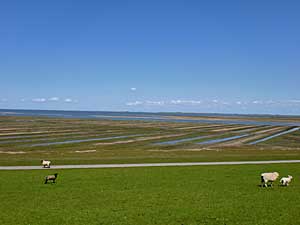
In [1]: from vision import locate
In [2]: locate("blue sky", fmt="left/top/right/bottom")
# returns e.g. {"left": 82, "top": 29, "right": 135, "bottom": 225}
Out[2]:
{"left": 1, "top": 0, "right": 300, "bottom": 115}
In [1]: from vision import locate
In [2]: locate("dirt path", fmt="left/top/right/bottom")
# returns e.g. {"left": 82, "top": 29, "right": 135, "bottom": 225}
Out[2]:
{"left": 211, "top": 125, "right": 254, "bottom": 132}
{"left": 94, "top": 133, "right": 191, "bottom": 145}
{"left": 1, "top": 160, "right": 300, "bottom": 170}
{"left": 0, "top": 129, "right": 81, "bottom": 136}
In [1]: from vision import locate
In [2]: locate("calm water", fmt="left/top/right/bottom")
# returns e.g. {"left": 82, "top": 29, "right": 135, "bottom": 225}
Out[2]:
{"left": 1, "top": 109, "right": 300, "bottom": 126}
{"left": 197, "top": 134, "right": 249, "bottom": 145}
{"left": 248, "top": 127, "right": 300, "bottom": 145}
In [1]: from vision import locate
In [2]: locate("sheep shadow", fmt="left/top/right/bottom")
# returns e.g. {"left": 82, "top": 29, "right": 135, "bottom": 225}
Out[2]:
{"left": 257, "top": 184, "right": 291, "bottom": 188}
{"left": 44, "top": 182, "right": 56, "bottom": 185}
{"left": 257, "top": 184, "right": 276, "bottom": 188}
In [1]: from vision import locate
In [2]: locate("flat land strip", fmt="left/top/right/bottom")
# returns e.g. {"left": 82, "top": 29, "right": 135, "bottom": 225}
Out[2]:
{"left": 0, "top": 115, "right": 300, "bottom": 166}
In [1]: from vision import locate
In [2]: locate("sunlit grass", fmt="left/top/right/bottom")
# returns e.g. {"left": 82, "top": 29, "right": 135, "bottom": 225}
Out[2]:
{"left": 1, "top": 164, "right": 300, "bottom": 225}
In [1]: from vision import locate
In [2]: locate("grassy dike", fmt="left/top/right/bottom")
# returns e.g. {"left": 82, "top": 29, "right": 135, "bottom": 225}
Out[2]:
{"left": 1, "top": 163, "right": 300, "bottom": 225}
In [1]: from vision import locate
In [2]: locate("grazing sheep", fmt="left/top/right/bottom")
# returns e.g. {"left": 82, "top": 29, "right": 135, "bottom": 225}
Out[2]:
{"left": 261, "top": 172, "right": 279, "bottom": 187}
{"left": 280, "top": 175, "right": 293, "bottom": 186}
{"left": 41, "top": 160, "right": 51, "bottom": 168}
{"left": 44, "top": 173, "right": 58, "bottom": 184}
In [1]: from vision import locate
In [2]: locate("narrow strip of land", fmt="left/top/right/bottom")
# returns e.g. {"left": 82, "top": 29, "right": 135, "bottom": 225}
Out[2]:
{"left": 1, "top": 160, "right": 300, "bottom": 170}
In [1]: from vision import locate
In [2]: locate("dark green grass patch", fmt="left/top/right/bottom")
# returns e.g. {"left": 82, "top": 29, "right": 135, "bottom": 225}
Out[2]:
{"left": 1, "top": 164, "right": 300, "bottom": 225}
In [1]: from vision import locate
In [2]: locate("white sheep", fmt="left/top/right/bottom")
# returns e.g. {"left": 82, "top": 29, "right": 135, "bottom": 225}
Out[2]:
{"left": 280, "top": 175, "right": 293, "bottom": 186}
{"left": 41, "top": 160, "right": 51, "bottom": 168}
{"left": 261, "top": 172, "right": 279, "bottom": 187}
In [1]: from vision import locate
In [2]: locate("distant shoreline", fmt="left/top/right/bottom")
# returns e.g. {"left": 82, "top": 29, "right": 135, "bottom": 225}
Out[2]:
{"left": 1, "top": 108, "right": 300, "bottom": 126}
{"left": 1, "top": 108, "right": 300, "bottom": 118}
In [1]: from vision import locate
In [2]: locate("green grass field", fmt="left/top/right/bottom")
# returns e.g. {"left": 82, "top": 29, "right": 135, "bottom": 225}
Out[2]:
{"left": 1, "top": 164, "right": 300, "bottom": 225}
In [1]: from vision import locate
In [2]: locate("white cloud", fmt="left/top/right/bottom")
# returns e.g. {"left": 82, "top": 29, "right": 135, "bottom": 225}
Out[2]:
{"left": 252, "top": 100, "right": 263, "bottom": 104}
{"left": 126, "top": 99, "right": 229, "bottom": 107}
{"left": 170, "top": 100, "right": 202, "bottom": 105}
{"left": 32, "top": 98, "right": 46, "bottom": 103}
{"left": 239, "top": 99, "right": 300, "bottom": 106}
{"left": 287, "top": 100, "right": 300, "bottom": 104}
{"left": 64, "top": 98, "right": 78, "bottom": 103}
{"left": 264, "top": 100, "right": 275, "bottom": 105}
{"left": 49, "top": 97, "right": 59, "bottom": 101}
{"left": 248, "top": 100, "right": 296, "bottom": 106}
{"left": 126, "top": 101, "right": 143, "bottom": 106}
{"left": 126, "top": 99, "right": 211, "bottom": 107}
{"left": 130, "top": 87, "right": 137, "bottom": 91}
{"left": 125, "top": 99, "right": 300, "bottom": 109}
{"left": 64, "top": 98, "right": 73, "bottom": 103}
{"left": 145, "top": 100, "right": 165, "bottom": 106}
{"left": 126, "top": 101, "right": 165, "bottom": 106}
{"left": 25, "top": 97, "right": 78, "bottom": 104}
{"left": 221, "top": 101, "right": 231, "bottom": 105}
{"left": 170, "top": 100, "right": 181, "bottom": 104}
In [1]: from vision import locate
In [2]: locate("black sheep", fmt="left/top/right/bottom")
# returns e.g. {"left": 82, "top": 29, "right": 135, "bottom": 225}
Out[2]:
{"left": 44, "top": 173, "right": 58, "bottom": 184}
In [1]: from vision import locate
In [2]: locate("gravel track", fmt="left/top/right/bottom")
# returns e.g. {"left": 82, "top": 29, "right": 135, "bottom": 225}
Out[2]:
{"left": 1, "top": 160, "right": 300, "bottom": 170}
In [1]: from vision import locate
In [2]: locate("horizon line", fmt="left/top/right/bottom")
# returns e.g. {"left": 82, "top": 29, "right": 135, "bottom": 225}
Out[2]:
{"left": 1, "top": 108, "right": 300, "bottom": 118}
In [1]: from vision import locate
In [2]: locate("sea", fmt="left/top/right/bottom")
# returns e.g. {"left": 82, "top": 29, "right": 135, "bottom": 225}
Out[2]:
{"left": 0, "top": 109, "right": 300, "bottom": 126}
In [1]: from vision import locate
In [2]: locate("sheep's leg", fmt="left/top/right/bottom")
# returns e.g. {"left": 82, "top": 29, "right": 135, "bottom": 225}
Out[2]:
{"left": 44, "top": 179, "right": 48, "bottom": 184}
